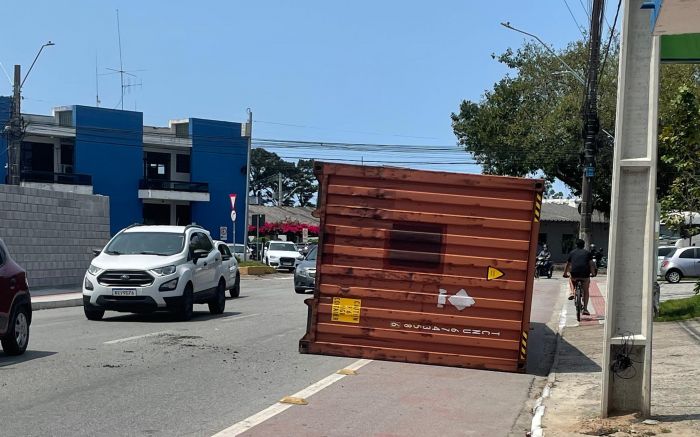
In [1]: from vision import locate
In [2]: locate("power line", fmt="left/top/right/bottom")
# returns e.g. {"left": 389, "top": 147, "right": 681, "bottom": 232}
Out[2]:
{"left": 598, "top": 0, "right": 622, "bottom": 86}
{"left": 254, "top": 120, "right": 443, "bottom": 140}
{"left": 562, "top": 0, "right": 587, "bottom": 38}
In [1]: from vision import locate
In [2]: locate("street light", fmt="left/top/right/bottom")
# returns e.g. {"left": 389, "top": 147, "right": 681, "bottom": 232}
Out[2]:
{"left": 501, "top": 22, "right": 586, "bottom": 84}
{"left": 501, "top": 22, "right": 614, "bottom": 141}
{"left": 20, "top": 41, "right": 55, "bottom": 89}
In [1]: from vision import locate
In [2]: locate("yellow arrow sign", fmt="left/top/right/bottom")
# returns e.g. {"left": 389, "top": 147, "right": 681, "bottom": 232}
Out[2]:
{"left": 487, "top": 266, "right": 504, "bottom": 281}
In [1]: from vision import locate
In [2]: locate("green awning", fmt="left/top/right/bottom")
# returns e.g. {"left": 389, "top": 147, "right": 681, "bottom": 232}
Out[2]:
{"left": 661, "top": 33, "right": 700, "bottom": 63}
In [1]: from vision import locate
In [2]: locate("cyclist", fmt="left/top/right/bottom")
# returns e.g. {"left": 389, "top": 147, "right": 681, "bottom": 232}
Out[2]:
{"left": 562, "top": 239, "right": 597, "bottom": 316}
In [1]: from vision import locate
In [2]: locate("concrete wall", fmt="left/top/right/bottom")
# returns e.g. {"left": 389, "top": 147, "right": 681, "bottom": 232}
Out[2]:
{"left": 0, "top": 184, "right": 110, "bottom": 288}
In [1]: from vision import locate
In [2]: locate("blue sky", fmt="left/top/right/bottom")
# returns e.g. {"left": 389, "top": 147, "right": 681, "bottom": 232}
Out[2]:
{"left": 1, "top": 0, "right": 618, "bottom": 189}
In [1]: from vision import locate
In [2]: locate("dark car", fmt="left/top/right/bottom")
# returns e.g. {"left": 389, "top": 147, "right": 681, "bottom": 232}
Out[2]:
{"left": 0, "top": 238, "right": 31, "bottom": 355}
{"left": 294, "top": 246, "right": 317, "bottom": 294}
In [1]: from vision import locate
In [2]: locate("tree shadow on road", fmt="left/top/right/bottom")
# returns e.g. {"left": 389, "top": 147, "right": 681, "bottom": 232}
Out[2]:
{"left": 0, "top": 350, "right": 56, "bottom": 367}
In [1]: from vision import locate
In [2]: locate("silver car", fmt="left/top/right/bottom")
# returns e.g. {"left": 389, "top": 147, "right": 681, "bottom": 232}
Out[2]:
{"left": 294, "top": 246, "right": 317, "bottom": 294}
{"left": 659, "top": 246, "right": 700, "bottom": 283}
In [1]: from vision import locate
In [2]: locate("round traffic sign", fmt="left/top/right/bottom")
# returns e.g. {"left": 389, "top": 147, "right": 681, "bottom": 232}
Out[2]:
{"left": 230, "top": 211, "right": 237, "bottom": 222}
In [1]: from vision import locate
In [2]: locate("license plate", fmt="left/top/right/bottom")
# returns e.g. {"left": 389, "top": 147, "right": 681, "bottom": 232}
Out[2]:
{"left": 112, "top": 288, "right": 137, "bottom": 296}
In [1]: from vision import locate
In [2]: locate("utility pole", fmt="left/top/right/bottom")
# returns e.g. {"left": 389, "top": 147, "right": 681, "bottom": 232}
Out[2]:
{"left": 579, "top": 0, "right": 605, "bottom": 247}
{"left": 7, "top": 65, "right": 22, "bottom": 185}
{"left": 278, "top": 172, "right": 283, "bottom": 206}
{"left": 243, "top": 108, "right": 252, "bottom": 251}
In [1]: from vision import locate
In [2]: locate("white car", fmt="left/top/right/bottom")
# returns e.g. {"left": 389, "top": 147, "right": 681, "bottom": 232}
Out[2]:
{"left": 227, "top": 243, "right": 251, "bottom": 262}
{"left": 264, "top": 241, "right": 304, "bottom": 271}
{"left": 215, "top": 241, "right": 241, "bottom": 298}
{"left": 83, "top": 224, "right": 227, "bottom": 321}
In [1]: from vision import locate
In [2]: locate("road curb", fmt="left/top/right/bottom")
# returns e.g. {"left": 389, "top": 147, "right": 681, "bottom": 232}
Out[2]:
{"left": 32, "top": 298, "right": 83, "bottom": 311}
{"left": 530, "top": 282, "right": 569, "bottom": 437}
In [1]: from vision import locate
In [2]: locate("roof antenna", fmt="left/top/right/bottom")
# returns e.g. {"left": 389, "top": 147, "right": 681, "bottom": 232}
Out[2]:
{"left": 108, "top": 9, "right": 143, "bottom": 110}
{"left": 95, "top": 53, "right": 101, "bottom": 107}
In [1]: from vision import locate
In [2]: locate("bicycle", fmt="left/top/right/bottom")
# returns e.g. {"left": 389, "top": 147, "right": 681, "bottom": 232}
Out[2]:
{"left": 572, "top": 279, "right": 584, "bottom": 322}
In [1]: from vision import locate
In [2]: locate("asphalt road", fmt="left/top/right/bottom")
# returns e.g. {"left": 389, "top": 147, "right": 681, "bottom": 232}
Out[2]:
{"left": 0, "top": 276, "right": 562, "bottom": 437}
{"left": 0, "top": 275, "right": 355, "bottom": 437}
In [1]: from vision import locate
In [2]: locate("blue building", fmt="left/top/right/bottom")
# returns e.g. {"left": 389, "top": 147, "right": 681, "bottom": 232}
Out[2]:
{"left": 0, "top": 96, "right": 249, "bottom": 242}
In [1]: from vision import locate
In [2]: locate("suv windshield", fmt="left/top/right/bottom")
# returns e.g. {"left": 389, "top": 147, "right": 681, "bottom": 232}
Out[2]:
{"left": 269, "top": 242, "right": 297, "bottom": 252}
{"left": 104, "top": 232, "right": 185, "bottom": 256}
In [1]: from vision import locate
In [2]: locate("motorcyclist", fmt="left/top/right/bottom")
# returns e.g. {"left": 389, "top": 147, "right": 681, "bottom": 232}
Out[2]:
{"left": 536, "top": 244, "right": 553, "bottom": 277}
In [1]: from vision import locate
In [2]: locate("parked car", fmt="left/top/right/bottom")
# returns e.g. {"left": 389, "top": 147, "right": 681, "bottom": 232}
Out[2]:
{"left": 657, "top": 246, "right": 676, "bottom": 276}
{"left": 0, "top": 238, "right": 31, "bottom": 355}
{"left": 264, "top": 241, "right": 304, "bottom": 271}
{"left": 659, "top": 246, "right": 700, "bottom": 283}
{"left": 227, "top": 243, "right": 251, "bottom": 262}
{"left": 216, "top": 241, "right": 241, "bottom": 298}
{"left": 83, "top": 224, "right": 228, "bottom": 321}
{"left": 294, "top": 246, "right": 317, "bottom": 294}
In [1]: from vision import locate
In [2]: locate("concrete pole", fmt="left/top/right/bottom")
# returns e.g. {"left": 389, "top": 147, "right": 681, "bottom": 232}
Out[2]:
{"left": 601, "top": 0, "right": 659, "bottom": 418}
{"left": 8, "top": 65, "right": 21, "bottom": 185}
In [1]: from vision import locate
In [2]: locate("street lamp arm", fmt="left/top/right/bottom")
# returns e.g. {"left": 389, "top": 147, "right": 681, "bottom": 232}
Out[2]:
{"left": 20, "top": 41, "right": 55, "bottom": 90}
{"left": 500, "top": 22, "right": 587, "bottom": 86}
{"left": 502, "top": 22, "right": 614, "bottom": 142}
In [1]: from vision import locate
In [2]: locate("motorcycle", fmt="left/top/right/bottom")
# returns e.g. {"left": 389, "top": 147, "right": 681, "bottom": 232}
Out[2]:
{"left": 534, "top": 255, "right": 554, "bottom": 279}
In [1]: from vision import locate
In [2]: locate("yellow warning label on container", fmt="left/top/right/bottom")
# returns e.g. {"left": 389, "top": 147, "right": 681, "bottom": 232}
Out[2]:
{"left": 487, "top": 266, "right": 505, "bottom": 281}
{"left": 331, "top": 297, "right": 361, "bottom": 323}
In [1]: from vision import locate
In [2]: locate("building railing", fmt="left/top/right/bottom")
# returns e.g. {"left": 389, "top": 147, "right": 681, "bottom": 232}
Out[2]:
{"left": 139, "top": 179, "right": 209, "bottom": 193}
{"left": 21, "top": 170, "right": 93, "bottom": 186}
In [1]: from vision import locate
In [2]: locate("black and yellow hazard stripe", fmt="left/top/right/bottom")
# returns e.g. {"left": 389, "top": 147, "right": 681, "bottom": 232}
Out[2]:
{"left": 533, "top": 194, "right": 542, "bottom": 222}
{"left": 519, "top": 331, "right": 528, "bottom": 362}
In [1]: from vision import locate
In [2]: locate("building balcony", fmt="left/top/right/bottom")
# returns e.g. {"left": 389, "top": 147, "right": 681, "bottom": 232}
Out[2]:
{"left": 20, "top": 171, "right": 93, "bottom": 194}
{"left": 138, "top": 179, "right": 210, "bottom": 202}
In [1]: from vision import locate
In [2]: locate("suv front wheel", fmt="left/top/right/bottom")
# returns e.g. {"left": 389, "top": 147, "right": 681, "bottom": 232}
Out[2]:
{"left": 84, "top": 305, "right": 105, "bottom": 321}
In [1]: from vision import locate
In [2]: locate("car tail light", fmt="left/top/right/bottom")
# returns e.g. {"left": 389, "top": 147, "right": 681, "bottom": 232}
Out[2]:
{"left": 661, "top": 260, "right": 669, "bottom": 268}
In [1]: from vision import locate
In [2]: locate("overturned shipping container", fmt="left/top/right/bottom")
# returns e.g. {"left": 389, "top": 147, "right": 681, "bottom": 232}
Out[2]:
{"left": 300, "top": 163, "right": 544, "bottom": 372}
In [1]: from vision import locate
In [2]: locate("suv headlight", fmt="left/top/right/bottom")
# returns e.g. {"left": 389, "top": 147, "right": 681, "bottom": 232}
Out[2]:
{"left": 297, "top": 255, "right": 304, "bottom": 260}
{"left": 152, "top": 265, "right": 177, "bottom": 276}
{"left": 298, "top": 267, "right": 309, "bottom": 276}
{"left": 269, "top": 255, "right": 279, "bottom": 260}
{"left": 87, "top": 264, "right": 103, "bottom": 276}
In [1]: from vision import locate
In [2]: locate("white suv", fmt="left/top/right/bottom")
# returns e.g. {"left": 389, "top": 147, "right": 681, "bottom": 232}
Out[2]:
{"left": 264, "top": 241, "right": 304, "bottom": 271}
{"left": 83, "top": 224, "right": 227, "bottom": 321}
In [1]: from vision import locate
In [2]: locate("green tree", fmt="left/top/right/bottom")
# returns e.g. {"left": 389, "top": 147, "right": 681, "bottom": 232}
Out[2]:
{"left": 451, "top": 38, "right": 700, "bottom": 214}
{"left": 659, "top": 86, "right": 700, "bottom": 239}
{"left": 451, "top": 40, "right": 617, "bottom": 212}
{"left": 289, "top": 159, "right": 317, "bottom": 207}
{"left": 249, "top": 148, "right": 296, "bottom": 205}
{"left": 249, "top": 149, "right": 318, "bottom": 207}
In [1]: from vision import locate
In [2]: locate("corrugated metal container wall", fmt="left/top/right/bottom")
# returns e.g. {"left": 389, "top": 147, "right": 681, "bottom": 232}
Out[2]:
{"left": 299, "top": 163, "right": 545, "bottom": 372}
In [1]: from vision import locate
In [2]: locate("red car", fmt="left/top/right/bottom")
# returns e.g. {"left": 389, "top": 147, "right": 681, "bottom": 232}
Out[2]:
{"left": 0, "top": 238, "right": 31, "bottom": 355}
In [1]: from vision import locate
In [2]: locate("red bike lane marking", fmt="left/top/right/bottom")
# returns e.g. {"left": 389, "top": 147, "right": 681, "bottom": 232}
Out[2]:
{"left": 581, "top": 279, "right": 605, "bottom": 326}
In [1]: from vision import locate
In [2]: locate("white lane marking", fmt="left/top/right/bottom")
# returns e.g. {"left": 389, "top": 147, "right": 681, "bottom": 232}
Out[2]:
{"left": 218, "top": 313, "right": 261, "bottom": 323}
{"left": 104, "top": 330, "right": 172, "bottom": 345}
{"left": 212, "top": 359, "right": 372, "bottom": 436}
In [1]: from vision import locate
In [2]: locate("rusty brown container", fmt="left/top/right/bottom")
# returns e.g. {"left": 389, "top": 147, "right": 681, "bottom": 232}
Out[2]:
{"left": 299, "top": 163, "right": 544, "bottom": 372}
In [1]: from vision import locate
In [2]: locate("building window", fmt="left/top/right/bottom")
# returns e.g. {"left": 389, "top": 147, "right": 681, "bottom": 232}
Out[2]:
{"left": 175, "top": 123, "right": 189, "bottom": 138}
{"left": 561, "top": 234, "right": 576, "bottom": 256}
{"left": 176, "top": 154, "right": 190, "bottom": 173}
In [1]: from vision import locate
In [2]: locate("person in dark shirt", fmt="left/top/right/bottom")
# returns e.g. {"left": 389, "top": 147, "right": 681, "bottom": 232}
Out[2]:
{"left": 563, "top": 239, "right": 596, "bottom": 315}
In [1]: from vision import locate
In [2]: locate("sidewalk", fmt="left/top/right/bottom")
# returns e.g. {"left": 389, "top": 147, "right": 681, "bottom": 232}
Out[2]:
{"left": 541, "top": 277, "right": 700, "bottom": 436}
